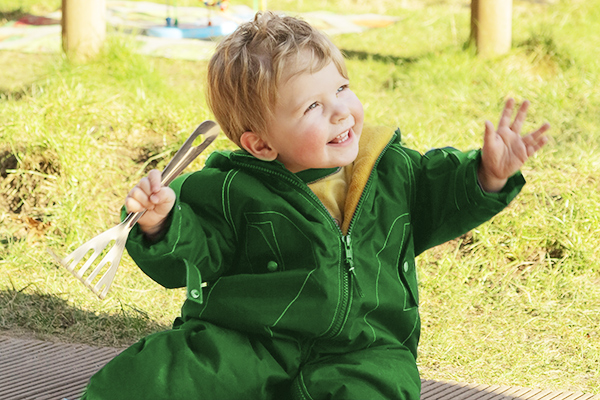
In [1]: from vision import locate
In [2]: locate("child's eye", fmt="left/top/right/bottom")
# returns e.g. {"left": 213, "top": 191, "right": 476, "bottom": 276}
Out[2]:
{"left": 305, "top": 102, "right": 319, "bottom": 113}
{"left": 337, "top": 84, "right": 349, "bottom": 93}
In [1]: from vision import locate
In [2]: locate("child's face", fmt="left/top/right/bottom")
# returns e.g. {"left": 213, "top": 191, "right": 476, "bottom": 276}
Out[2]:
{"left": 264, "top": 60, "right": 364, "bottom": 173}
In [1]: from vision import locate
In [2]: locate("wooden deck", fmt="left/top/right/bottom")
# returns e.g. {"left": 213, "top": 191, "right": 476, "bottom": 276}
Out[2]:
{"left": 0, "top": 335, "right": 597, "bottom": 400}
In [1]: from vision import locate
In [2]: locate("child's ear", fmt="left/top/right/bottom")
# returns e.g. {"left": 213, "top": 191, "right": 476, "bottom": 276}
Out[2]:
{"left": 240, "top": 131, "right": 278, "bottom": 161}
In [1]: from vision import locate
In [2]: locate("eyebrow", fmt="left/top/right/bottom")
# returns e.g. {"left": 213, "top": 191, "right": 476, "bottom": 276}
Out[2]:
{"left": 281, "top": 71, "right": 349, "bottom": 115}
{"left": 281, "top": 87, "right": 316, "bottom": 116}
{"left": 291, "top": 95, "right": 315, "bottom": 113}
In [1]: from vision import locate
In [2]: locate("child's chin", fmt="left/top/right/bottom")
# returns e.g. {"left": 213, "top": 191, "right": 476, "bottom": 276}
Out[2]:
{"left": 338, "top": 148, "right": 360, "bottom": 167}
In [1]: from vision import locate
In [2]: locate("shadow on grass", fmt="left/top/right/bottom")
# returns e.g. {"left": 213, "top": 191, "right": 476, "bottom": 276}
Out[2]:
{"left": 341, "top": 48, "right": 420, "bottom": 65}
{"left": 0, "top": 288, "right": 169, "bottom": 348}
{"left": 0, "top": 87, "right": 29, "bottom": 101}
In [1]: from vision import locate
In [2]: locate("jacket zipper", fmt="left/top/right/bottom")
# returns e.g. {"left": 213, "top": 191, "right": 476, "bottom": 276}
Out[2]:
{"left": 342, "top": 235, "right": 363, "bottom": 298}
{"left": 231, "top": 134, "right": 396, "bottom": 338}
{"left": 327, "top": 135, "right": 396, "bottom": 338}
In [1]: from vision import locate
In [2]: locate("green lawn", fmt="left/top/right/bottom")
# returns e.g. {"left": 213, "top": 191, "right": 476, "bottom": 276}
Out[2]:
{"left": 1, "top": 0, "right": 599, "bottom": 394}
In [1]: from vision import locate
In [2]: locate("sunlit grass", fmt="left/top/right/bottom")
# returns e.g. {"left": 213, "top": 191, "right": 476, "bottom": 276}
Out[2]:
{"left": 1, "top": 0, "right": 600, "bottom": 394}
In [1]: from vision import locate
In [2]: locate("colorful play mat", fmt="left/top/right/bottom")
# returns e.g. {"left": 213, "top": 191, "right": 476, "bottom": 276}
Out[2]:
{"left": 0, "top": 1, "right": 399, "bottom": 60}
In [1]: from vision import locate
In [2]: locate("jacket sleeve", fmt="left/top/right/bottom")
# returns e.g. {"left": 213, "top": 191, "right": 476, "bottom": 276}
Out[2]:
{"left": 124, "top": 170, "right": 236, "bottom": 289}
{"left": 404, "top": 146, "right": 525, "bottom": 256}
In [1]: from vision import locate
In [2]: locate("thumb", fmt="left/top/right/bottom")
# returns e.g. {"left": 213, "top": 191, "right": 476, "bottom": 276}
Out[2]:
{"left": 483, "top": 120, "right": 496, "bottom": 149}
{"left": 151, "top": 187, "right": 176, "bottom": 215}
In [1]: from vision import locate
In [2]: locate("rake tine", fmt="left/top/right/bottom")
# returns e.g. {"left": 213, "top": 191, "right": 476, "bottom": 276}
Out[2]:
{"left": 85, "top": 228, "right": 119, "bottom": 277}
{"left": 69, "top": 248, "right": 99, "bottom": 279}
{"left": 64, "top": 226, "right": 120, "bottom": 278}
{"left": 85, "top": 234, "right": 126, "bottom": 286}
{"left": 88, "top": 245, "right": 124, "bottom": 299}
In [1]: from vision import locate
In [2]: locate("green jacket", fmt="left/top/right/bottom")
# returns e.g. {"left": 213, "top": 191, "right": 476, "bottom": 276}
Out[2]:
{"left": 125, "top": 128, "right": 524, "bottom": 392}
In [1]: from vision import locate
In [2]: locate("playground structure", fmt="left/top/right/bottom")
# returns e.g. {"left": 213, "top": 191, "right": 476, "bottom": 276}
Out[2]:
{"left": 1, "top": 2, "right": 398, "bottom": 61}
{"left": 145, "top": 0, "right": 238, "bottom": 39}
{"left": 60, "top": 0, "right": 513, "bottom": 61}
{"left": 61, "top": 0, "right": 251, "bottom": 59}
{"left": 470, "top": 0, "right": 512, "bottom": 58}
{"left": 61, "top": 0, "right": 106, "bottom": 61}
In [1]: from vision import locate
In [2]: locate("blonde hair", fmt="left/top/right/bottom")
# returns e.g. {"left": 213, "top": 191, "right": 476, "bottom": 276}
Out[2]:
{"left": 207, "top": 11, "right": 348, "bottom": 147}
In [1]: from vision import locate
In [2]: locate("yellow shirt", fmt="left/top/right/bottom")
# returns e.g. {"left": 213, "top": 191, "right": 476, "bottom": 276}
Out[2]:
{"left": 308, "top": 125, "right": 394, "bottom": 234}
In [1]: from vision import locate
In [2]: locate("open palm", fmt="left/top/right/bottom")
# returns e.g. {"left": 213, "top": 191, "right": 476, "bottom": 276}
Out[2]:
{"left": 479, "top": 98, "right": 550, "bottom": 192}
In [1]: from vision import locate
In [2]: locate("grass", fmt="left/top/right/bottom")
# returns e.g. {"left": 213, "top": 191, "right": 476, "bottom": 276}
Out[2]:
{"left": 1, "top": 0, "right": 600, "bottom": 394}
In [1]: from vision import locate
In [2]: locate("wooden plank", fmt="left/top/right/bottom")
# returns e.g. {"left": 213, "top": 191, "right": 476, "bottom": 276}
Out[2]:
{"left": 1, "top": 336, "right": 598, "bottom": 400}
{"left": 0, "top": 336, "right": 122, "bottom": 400}
{"left": 419, "top": 379, "right": 600, "bottom": 400}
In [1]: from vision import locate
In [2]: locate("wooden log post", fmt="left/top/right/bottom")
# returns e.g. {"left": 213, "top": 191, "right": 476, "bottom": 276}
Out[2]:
{"left": 61, "top": 0, "right": 106, "bottom": 61}
{"left": 470, "top": 0, "right": 513, "bottom": 57}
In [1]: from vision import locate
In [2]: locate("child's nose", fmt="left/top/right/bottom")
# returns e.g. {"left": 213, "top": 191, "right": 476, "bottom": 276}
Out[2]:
{"left": 331, "top": 100, "right": 351, "bottom": 123}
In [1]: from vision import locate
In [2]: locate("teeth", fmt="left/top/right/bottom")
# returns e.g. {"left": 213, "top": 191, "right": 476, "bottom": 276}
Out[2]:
{"left": 331, "top": 130, "right": 349, "bottom": 144}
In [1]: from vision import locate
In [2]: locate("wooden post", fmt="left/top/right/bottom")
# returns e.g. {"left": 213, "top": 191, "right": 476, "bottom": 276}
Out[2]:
{"left": 62, "top": 0, "right": 106, "bottom": 61}
{"left": 470, "top": 0, "right": 512, "bottom": 57}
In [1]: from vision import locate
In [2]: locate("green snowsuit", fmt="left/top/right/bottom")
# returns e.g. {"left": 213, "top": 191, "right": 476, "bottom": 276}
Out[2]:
{"left": 83, "top": 128, "right": 524, "bottom": 400}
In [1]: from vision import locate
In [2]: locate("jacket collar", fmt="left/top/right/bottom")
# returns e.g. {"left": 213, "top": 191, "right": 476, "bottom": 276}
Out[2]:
{"left": 206, "top": 149, "right": 341, "bottom": 184}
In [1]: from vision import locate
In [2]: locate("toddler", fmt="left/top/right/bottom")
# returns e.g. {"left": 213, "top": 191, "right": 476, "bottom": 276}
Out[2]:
{"left": 82, "top": 11, "right": 549, "bottom": 400}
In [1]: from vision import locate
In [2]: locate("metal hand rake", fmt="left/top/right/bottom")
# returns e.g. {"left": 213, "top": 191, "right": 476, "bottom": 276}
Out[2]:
{"left": 48, "top": 120, "right": 220, "bottom": 299}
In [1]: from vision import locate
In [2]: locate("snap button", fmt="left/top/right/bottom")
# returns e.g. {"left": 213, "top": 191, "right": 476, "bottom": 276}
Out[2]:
{"left": 403, "top": 261, "right": 409, "bottom": 273}
{"left": 267, "top": 261, "right": 279, "bottom": 272}
{"left": 190, "top": 289, "right": 201, "bottom": 299}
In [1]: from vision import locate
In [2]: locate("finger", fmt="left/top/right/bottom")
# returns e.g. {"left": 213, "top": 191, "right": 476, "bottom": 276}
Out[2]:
{"left": 153, "top": 187, "right": 175, "bottom": 205}
{"left": 483, "top": 120, "right": 496, "bottom": 148}
{"left": 152, "top": 187, "right": 176, "bottom": 215}
{"left": 482, "top": 120, "right": 504, "bottom": 167}
{"left": 527, "top": 135, "right": 548, "bottom": 153}
{"left": 136, "top": 176, "right": 152, "bottom": 196}
{"left": 525, "top": 124, "right": 550, "bottom": 156}
{"left": 150, "top": 186, "right": 174, "bottom": 206}
{"left": 526, "top": 136, "right": 548, "bottom": 157}
{"left": 125, "top": 195, "right": 144, "bottom": 213}
{"left": 128, "top": 186, "right": 153, "bottom": 209}
{"left": 498, "top": 98, "right": 516, "bottom": 129}
{"left": 510, "top": 100, "right": 530, "bottom": 134}
{"left": 523, "top": 122, "right": 551, "bottom": 144}
{"left": 147, "top": 169, "right": 163, "bottom": 194}
{"left": 534, "top": 122, "right": 551, "bottom": 136}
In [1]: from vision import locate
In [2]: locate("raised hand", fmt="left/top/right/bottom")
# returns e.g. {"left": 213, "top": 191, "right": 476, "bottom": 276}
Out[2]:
{"left": 478, "top": 98, "right": 550, "bottom": 192}
{"left": 125, "top": 169, "right": 176, "bottom": 237}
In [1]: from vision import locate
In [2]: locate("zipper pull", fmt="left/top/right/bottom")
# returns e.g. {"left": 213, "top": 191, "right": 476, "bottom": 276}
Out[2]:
{"left": 343, "top": 236, "right": 364, "bottom": 297}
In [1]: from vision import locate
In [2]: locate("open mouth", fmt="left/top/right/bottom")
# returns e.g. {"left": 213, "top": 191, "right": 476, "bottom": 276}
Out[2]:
{"left": 329, "top": 129, "right": 350, "bottom": 144}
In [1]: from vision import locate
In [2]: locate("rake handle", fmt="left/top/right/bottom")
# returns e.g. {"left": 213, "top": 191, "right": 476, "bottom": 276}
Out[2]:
{"left": 123, "top": 120, "right": 219, "bottom": 230}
